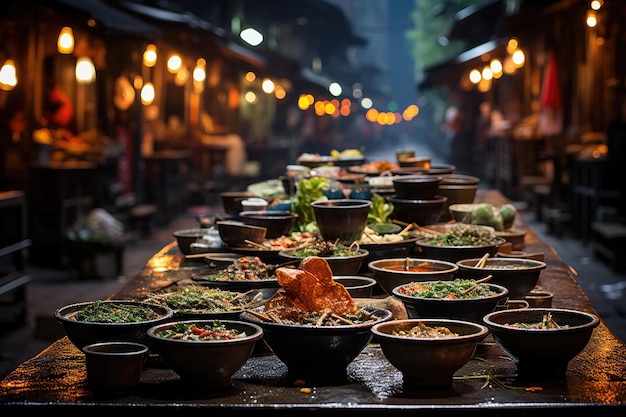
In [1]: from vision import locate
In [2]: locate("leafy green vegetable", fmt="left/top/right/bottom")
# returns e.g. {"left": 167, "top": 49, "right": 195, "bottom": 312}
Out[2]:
{"left": 292, "top": 177, "right": 330, "bottom": 231}
{"left": 367, "top": 193, "right": 394, "bottom": 224}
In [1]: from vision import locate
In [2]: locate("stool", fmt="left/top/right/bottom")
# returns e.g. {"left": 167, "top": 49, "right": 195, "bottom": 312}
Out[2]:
{"left": 591, "top": 222, "right": 626, "bottom": 271}
{"left": 129, "top": 204, "right": 157, "bottom": 236}
{"left": 519, "top": 175, "right": 550, "bottom": 208}
{"left": 66, "top": 235, "right": 133, "bottom": 279}
{"left": 531, "top": 184, "right": 551, "bottom": 222}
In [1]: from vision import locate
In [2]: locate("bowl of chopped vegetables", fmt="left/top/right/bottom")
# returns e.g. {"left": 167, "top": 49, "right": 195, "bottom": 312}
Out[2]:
{"left": 392, "top": 279, "right": 510, "bottom": 323}
{"left": 414, "top": 223, "right": 506, "bottom": 263}
{"left": 54, "top": 300, "right": 175, "bottom": 350}
{"left": 277, "top": 242, "right": 369, "bottom": 276}
{"left": 483, "top": 308, "right": 600, "bottom": 379}
{"left": 372, "top": 318, "right": 489, "bottom": 389}
{"left": 147, "top": 319, "right": 263, "bottom": 389}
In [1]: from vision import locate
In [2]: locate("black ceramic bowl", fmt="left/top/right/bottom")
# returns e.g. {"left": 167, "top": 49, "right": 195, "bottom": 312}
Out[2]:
{"left": 372, "top": 318, "right": 489, "bottom": 389}
{"left": 278, "top": 248, "right": 370, "bottom": 276}
{"left": 368, "top": 257, "right": 459, "bottom": 295}
{"left": 217, "top": 220, "right": 267, "bottom": 247}
{"left": 389, "top": 195, "right": 447, "bottom": 226}
{"left": 55, "top": 300, "right": 175, "bottom": 350}
{"left": 456, "top": 257, "right": 547, "bottom": 299}
{"left": 414, "top": 224, "right": 506, "bottom": 263}
{"left": 392, "top": 280, "right": 510, "bottom": 323}
{"left": 333, "top": 276, "right": 378, "bottom": 298}
{"left": 483, "top": 308, "right": 600, "bottom": 379}
{"left": 220, "top": 191, "right": 257, "bottom": 215}
{"left": 147, "top": 319, "right": 264, "bottom": 389}
{"left": 311, "top": 199, "right": 372, "bottom": 243}
{"left": 173, "top": 228, "right": 208, "bottom": 255}
{"left": 238, "top": 210, "right": 298, "bottom": 238}
{"left": 240, "top": 306, "right": 393, "bottom": 385}
{"left": 392, "top": 175, "right": 442, "bottom": 199}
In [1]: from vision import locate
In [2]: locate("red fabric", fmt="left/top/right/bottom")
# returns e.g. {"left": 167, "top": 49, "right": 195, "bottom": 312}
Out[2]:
{"left": 540, "top": 51, "right": 561, "bottom": 110}
{"left": 47, "top": 85, "right": 74, "bottom": 127}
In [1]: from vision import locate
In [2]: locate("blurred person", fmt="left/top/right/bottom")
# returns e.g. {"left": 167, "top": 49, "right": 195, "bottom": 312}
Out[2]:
{"left": 443, "top": 102, "right": 469, "bottom": 173}
{"left": 196, "top": 111, "right": 247, "bottom": 177}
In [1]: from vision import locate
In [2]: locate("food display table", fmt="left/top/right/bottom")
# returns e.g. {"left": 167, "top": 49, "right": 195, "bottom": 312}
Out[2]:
{"left": 1, "top": 190, "right": 625, "bottom": 415}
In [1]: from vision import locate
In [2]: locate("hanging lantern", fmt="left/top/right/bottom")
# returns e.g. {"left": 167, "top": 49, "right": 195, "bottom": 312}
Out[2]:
{"left": 75, "top": 57, "right": 96, "bottom": 83}
{"left": 0, "top": 59, "right": 18, "bottom": 91}
{"left": 57, "top": 27, "right": 74, "bottom": 54}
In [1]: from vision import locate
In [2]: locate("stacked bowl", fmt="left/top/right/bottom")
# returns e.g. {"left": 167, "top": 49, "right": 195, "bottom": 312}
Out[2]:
{"left": 389, "top": 175, "right": 447, "bottom": 226}
{"left": 436, "top": 174, "right": 480, "bottom": 222}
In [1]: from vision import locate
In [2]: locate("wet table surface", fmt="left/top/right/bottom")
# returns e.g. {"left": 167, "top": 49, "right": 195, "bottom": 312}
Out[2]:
{"left": 1, "top": 190, "right": 625, "bottom": 416}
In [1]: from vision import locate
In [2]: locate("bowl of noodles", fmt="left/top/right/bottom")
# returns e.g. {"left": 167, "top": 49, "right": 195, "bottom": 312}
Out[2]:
{"left": 372, "top": 318, "right": 489, "bottom": 389}
{"left": 240, "top": 256, "right": 393, "bottom": 385}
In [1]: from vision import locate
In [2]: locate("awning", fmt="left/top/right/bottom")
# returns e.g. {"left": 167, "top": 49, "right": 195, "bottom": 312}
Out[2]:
{"left": 447, "top": 0, "right": 505, "bottom": 48}
{"left": 46, "top": 0, "right": 161, "bottom": 39}
{"left": 118, "top": 0, "right": 224, "bottom": 36}
{"left": 418, "top": 38, "right": 507, "bottom": 90}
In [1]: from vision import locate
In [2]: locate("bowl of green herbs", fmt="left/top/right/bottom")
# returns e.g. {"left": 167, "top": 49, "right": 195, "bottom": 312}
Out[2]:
{"left": 55, "top": 300, "right": 174, "bottom": 350}
{"left": 414, "top": 223, "right": 506, "bottom": 263}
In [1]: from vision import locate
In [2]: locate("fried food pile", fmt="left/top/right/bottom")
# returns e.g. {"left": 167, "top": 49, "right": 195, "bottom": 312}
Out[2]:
{"left": 264, "top": 256, "right": 356, "bottom": 320}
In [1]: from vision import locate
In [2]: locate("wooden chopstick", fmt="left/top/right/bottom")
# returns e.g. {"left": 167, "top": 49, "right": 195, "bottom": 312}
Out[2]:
{"left": 461, "top": 274, "right": 493, "bottom": 296}
{"left": 244, "top": 239, "right": 269, "bottom": 249}
{"left": 475, "top": 253, "right": 490, "bottom": 268}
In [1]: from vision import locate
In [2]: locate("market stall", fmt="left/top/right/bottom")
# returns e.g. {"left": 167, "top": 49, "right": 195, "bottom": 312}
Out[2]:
{"left": 1, "top": 189, "right": 625, "bottom": 415}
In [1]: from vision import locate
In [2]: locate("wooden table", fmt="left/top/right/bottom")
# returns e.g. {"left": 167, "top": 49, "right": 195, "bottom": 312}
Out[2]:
{"left": 1, "top": 190, "right": 625, "bottom": 415}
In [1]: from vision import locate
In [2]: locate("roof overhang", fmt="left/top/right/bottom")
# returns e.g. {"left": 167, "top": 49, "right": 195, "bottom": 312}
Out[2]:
{"left": 47, "top": 0, "right": 161, "bottom": 39}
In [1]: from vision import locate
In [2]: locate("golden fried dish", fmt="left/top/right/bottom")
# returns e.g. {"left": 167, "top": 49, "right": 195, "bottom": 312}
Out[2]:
{"left": 264, "top": 256, "right": 356, "bottom": 317}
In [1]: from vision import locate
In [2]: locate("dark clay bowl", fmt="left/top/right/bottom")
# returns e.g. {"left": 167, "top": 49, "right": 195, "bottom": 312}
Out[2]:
{"left": 311, "top": 199, "right": 372, "bottom": 243}
{"left": 55, "top": 300, "right": 175, "bottom": 350}
{"left": 240, "top": 306, "right": 393, "bottom": 385}
{"left": 456, "top": 257, "right": 547, "bottom": 299}
{"left": 372, "top": 318, "right": 489, "bottom": 389}
{"left": 238, "top": 210, "right": 298, "bottom": 238}
{"left": 483, "top": 308, "right": 600, "bottom": 379}
{"left": 368, "top": 257, "right": 459, "bottom": 295}
{"left": 389, "top": 195, "right": 447, "bottom": 226}
{"left": 278, "top": 248, "right": 370, "bottom": 276}
{"left": 217, "top": 220, "right": 267, "bottom": 247}
{"left": 333, "top": 276, "right": 378, "bottom": 298}
{"left": 392, "top": 175, "right": 442, "bottom": 199}
{"left": 414, "top": 223, "right": 506, "bottom": 263}
{"left": 147, "top": 319, "right": 264, "bottom": 389}
{"left": 392, "top": 281, "right": 510, "bottom": 323}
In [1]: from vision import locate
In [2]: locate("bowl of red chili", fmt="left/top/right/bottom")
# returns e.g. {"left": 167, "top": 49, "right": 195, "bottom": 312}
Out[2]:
{"left": 367, "top": 257, "right": 459, "bottom": 295}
